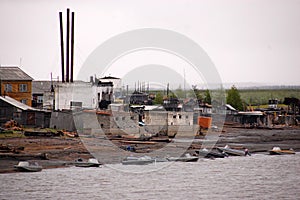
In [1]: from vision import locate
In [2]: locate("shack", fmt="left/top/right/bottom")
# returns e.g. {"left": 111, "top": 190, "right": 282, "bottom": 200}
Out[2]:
{"left": 0, "top": 96, "right": 51, "bottom": 127}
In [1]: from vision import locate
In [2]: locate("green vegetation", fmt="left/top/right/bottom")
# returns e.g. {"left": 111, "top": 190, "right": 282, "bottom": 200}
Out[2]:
{"left": 203, "top": 89, "right": 212, "bottom": 104}
{"left": 239, "top": 89, "right": 300, "bottom": 106}
{"left": 150, "top": 86, "right": 299, "bottom": 109}
{"left": 153, "top": 91, "right": 163, "bottom": 104}
{"left": 0, "top": 131, "right": 24, "bottom": 138}
{"left": 226, "top": 85, "right": 244, "bottom": 111}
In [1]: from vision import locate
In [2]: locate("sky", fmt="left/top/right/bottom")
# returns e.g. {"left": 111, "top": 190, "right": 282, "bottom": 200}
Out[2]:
{"left": 1, "top": 0, "right": 300, "bottom": 88}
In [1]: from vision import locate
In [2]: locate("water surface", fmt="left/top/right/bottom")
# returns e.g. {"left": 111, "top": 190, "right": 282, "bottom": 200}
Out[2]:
{"left": 0, "top": 153, "right": 299, "bottom": 199}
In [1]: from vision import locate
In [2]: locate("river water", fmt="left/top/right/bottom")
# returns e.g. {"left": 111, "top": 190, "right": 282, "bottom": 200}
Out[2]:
{"left": 0, "top": 153, "right": 299, "bottom": 200}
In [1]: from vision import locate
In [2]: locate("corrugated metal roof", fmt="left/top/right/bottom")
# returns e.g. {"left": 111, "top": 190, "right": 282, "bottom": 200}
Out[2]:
{"left": 0, "top": 96, "right": 36, "bottom": 111}
{"left": 0, "top": 67, "right": 33, "bottom": 81}
{"left": 32, "top": 81, "right": 53, "bottom": 93}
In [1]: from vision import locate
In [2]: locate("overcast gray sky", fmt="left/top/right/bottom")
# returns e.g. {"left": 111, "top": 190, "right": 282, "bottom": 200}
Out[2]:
{"left": 1, "top": 0, "right": 300, "bottom": 86}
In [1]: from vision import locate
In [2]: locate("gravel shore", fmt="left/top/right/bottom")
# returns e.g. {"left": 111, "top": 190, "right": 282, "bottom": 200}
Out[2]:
{"left": 1, "top": 126, "right": 299, "bottom": 173}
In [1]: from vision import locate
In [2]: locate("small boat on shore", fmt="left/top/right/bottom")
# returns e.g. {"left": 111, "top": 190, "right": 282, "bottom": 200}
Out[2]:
{"left": 122, "top": 156, "right": 154, "bottom": 165}
{"left": 217, "top": 145, "right": 250, "bottom": 156}
{"left": 74, "top": 158, "right": 101, "bottom": 167}
{"left": 167, "top": 153, "right": 199, "bottom": 162}
{"left": 196, "top": 148, "right": 228, "bottom": 158}
{"left": 269, "top": 147, "right": 295, "bottom": 155}
{"left": 14, "top": 161, "right": 42, "bottom": 172}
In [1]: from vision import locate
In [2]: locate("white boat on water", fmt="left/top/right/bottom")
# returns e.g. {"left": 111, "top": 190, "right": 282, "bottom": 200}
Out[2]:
{"left": 217, "top": 145, "right": 250, "bottom": 156}
{"left": 269, "top": 147, "right": 295, "bottom": 155}
{"left": 122, "top": 156, "right": 154, "bottom": 165}
{"left": 14, "top": 161, "right": 42, "bottom": 172}
{"left": 167, "top": 153, "right": 199, "bottom": 162}
{"left": 75, "top": 158, "right": 101, "bottom": 167}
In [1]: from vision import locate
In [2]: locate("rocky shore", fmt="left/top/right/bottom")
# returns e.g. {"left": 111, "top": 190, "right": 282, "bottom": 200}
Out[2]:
{"left": 1, "top": 126, "right": 300, "bottom": 173}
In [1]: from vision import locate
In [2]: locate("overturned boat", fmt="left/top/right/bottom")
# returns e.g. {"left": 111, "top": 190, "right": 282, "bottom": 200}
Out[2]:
{"left": 269, "top": 147, "right": 295, "bottom": 155}
{"left": 14, "top": 161, "right": 42, "bottom": 172}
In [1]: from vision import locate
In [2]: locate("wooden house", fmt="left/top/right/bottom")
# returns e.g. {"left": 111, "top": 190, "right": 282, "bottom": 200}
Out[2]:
{"left": 0, "top": 66, "right": 33, "bottom": 106}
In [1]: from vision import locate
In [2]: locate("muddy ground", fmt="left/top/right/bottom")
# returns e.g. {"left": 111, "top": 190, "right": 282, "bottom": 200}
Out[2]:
{"left": 1, "top": 126, "right": 300, "bottom": 173}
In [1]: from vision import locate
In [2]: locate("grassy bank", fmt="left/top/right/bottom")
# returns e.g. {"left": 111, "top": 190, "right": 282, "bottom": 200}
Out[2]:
{"left": 239, "top": 89, "right": 300, "bottom": 106}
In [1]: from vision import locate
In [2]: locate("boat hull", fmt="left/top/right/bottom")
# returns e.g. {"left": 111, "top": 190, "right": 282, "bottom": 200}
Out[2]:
{"left": 167, "top": 156, "right": 199, "bottom": 162}
{"left": 122, "top": 160, "right": 154, "bottom": 165}
{"left": 197, "top": 149, "right": 227, "bottom": 158}
{"left": 217, "top": 147, "right": 246, "bottom": 156}
{"left": 269, "top": 150, "right": 295, "bottom": 155}
{"left": 75, "top": 163, "right": 101, "bottom": 167}
{"left": 14, "top": 166, "right": 42, "bottom": 172}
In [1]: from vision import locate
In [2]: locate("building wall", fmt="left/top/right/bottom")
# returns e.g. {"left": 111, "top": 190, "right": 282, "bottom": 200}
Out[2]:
{"left": 0, "top": 100, "right": 19, "bottom": 125}
{"left": 144, "top": 111, "right": 168, "bottom": 134}
{"left": 55, "top": 82, "right": 94, "bottom": 110}
{"left": 55, "top": 82, "right": 115, "bottom": 110}
{"left": 50, "top": 111, "right": 75, "bottom": 131}
{"left": 1, "top": 80, "right": 32, "bottom": 106}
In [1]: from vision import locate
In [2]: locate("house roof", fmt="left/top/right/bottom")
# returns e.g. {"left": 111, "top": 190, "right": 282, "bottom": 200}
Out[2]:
{"left": 0, "top": 96, "right": 37, "bottom": 111}
{"left": 225, "top": 104, "right": 237, "bottom": 111}
{"left": 0, "top": 67, "right": 33, "bottom": 81}
{"left": 100, "top": 76, "right": 120, "bottom": 80}
{"left": 32, "top": 81, "right": 53, "bottom": 93}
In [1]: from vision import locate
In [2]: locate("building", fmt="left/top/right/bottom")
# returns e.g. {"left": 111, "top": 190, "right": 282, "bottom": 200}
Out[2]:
{"left": 0, "top": 66, "right": 33, "bottom": 106}
{"left": 32, "top": 81, "right": 54, "bottom": 110}
{"left": 54, "top": 78, "right": 116, "bottom": 110}
{"left": 0, "top": 96, "right": 50, "bottom": 127}
{"left": 99, "top": 76, "right": 122, "bottom": 98}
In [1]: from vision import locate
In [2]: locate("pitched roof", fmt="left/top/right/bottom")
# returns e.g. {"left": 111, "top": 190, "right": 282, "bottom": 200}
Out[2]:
{"left": 0, "top": 67, "right": 33, "bottom": 81}
{"left": 32, "top": 81, "right": 53, "bottom": 93}
{"left": 100, "top": 76, "right": 120, "bottom": 80}
{"left": 0, "top": 96, "right": 36, "bottom": 111}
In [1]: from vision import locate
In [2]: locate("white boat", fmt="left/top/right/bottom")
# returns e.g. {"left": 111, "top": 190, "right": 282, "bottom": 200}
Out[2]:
{"left": 217, "top": 145, "right": 250, "bottom": 156}
{"left": 14, "top": 161, "right": 42, "bottom": 172}
{"left": 75, "top": 158, "right": 101, "bottom": 167}
{"left": 269, "top": 147, "right": 295, "bottom": 155}
{"left": 167, "top": 153, "right": 199, "bottom": 162}
{"left": 122, "top": 156, "right": 154, "bottom": 165}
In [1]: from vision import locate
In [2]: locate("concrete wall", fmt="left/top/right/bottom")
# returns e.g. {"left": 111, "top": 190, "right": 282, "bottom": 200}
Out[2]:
{"left": 144, "top": 111, "right": 168, "bottom": 134}
{"left": 50, "top": 111, "right": 75, "bottom": 131}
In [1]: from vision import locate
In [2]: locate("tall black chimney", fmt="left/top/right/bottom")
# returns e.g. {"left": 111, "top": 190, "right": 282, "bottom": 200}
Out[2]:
{"left": 66, "top": 8, "right": 70, "bottom": 82}
{"left": 59, "top": 12, "right": 65, "bottom": 83}
{"left": 70, "top": 12, "right": 74, "bottom": 83}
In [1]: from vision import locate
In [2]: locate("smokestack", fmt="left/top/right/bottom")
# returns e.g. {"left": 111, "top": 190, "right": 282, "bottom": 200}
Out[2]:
{"left": 66, "top": 8, "right": 70, "bottom": 82}
{"left": 59, "top": 12, "right": 65, "bottom": 83}
{"left": 70, "top": 12, "right": 74, "bottom": 83}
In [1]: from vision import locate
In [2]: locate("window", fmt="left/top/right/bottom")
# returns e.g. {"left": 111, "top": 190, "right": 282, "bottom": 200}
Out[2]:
{"left": 19, "top": 84, "right": 27, "bottom": 92}
{"left": 21, "top": 99, "right": 27, "bottom": 105}
{"left": 37, "top": 96, "right": 43, "bottom": 103}
{"left": 5, "top": 84, "right": 12, "bottom": 92}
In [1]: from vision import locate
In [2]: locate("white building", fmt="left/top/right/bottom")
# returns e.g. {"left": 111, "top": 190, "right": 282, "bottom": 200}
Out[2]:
{"left": 54, "top": 79, "right": 115, "bottom": 110}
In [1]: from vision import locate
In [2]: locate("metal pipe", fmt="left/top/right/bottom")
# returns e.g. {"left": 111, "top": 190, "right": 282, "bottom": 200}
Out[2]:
{"left": 70, "top": 12, "right": 74, "bottom": 83}
{"left": 66, "top": 8, "right": 70, "bottom": 82}
{"left": 59, "top": 12, "right": 65, "bottom": 82}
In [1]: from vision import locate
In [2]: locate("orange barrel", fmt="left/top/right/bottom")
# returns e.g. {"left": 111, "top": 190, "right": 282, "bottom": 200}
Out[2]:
{"left": 198, "top": 116, "right": 212, "bottom": 129}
